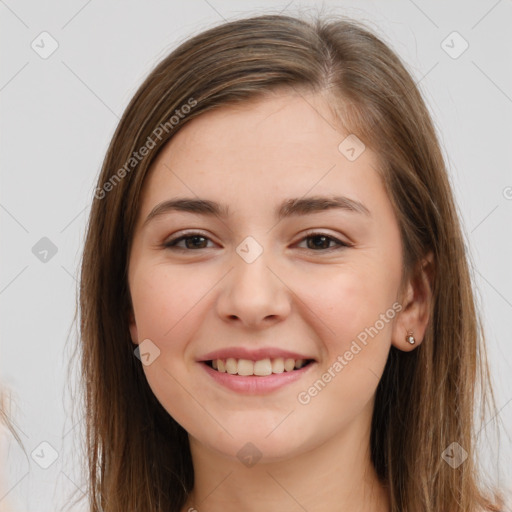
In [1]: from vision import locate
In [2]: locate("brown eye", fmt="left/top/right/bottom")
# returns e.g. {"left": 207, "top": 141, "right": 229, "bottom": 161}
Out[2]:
{"left": 297, "top": 233, "right": 350, "bottom": 251}
{"left": 164, "top": 233, "right": 213, "bottom": 250}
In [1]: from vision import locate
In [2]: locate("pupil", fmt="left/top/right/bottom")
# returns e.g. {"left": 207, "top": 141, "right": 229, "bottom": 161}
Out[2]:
{"left": 187, "top": 236, "right": 206, "bottom": 249}
{"left": 309, "top": 235, "right": 329, "bottom": 250}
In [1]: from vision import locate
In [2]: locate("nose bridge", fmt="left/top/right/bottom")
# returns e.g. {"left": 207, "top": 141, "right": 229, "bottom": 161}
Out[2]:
{"left": 233, "top": 238, "right": 272, "bottom": 293}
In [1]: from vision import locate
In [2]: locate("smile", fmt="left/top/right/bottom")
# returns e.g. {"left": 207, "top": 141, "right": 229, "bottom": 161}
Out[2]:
{"left": 201, "top": 358, "right": 317, "bottom": 395}
{"left": 206, "top": 357, "right": 314, "bottom": 376}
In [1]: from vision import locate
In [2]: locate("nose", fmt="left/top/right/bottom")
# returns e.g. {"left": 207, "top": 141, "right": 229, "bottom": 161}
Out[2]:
{"left": 215, "top": 245, "right": 291, "bottom": 329}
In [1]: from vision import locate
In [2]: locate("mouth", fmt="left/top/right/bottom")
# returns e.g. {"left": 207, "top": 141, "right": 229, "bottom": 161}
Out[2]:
{"left": 203, "top": 357, "right": 316, "bottom": 376}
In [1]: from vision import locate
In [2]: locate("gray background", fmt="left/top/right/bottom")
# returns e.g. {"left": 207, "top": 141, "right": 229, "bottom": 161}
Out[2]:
{"left": 1, "top": 0, "right": 511, "bottom": 510}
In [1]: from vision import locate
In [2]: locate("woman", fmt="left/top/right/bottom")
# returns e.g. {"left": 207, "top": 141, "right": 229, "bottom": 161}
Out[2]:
{"left": 78, "top": 13, "right": 507, "bottom": 511}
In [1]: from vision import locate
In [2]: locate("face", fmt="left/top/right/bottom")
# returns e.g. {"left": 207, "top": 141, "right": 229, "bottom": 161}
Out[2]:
{"left": 128, "top": 89, "right": 406, "bottom": 463}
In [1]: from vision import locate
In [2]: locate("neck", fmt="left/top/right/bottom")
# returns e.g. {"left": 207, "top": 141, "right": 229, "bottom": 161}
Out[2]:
{"left": 181, "top": 403, "right": 390, "bottom": 512}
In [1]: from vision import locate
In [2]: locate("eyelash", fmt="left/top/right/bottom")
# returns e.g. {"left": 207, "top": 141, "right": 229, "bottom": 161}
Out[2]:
{"left": 162, "top": 231, "right": 351, "bottom": 252}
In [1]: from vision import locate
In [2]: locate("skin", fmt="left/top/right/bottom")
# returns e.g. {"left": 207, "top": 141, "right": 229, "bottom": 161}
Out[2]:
{"left": 128, "top": 89, "right": 433, "bottom": 512}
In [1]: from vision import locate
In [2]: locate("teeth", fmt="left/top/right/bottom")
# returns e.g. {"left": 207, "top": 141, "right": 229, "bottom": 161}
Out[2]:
{"left": 237, "top": 359, "right": 254, "bottom": 376}
{"left": 254, "top": 359, "right": 272, "bottom": 376}
{"left": 210, "top": 357, "right": 311, "bottom": 376}
{"left": 284, "top": 358, "right": 295, "bottom": 372}
{"left": 271, "top": 357, "right": 284, "bottom": 374}
{"left": 225, "top": 358, "right": 237, "bottom": 374}
{"left": 295, "top": 359, "right": 305, "bottom": 369}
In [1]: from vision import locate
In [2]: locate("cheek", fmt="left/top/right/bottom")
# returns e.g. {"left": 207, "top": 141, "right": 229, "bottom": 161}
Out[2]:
{"left": 313, "top": 262, "right": 397, "bottom": 347}
{"left": 293, "top": 271, "right": 394, "bottom": 422}
{"left": 130, "top": 263, "right": 209, "bottom": 347}
{"left": 303, "top": 260, "right": 398, "bottom": 401}
{"left": 129, "top": 264, "right": 213, "bottom": 427}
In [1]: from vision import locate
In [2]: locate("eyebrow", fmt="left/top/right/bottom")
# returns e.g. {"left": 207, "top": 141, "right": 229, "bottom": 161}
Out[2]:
{"left": 143, "top": 195, "right": 371, "bottom": 227}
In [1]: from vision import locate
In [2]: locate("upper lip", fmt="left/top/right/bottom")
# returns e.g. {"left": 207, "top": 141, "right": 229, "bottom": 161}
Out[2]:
{"left": 197, "top": 347, "right": 316, "bottom": 362}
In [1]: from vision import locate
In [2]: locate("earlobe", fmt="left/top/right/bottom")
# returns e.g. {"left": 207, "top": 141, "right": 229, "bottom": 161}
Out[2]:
{"left": 405, "top": 331, "right": 416, "bottom": 345}
{"left": 391, "top": 251, "right": 435, "bottom": 352}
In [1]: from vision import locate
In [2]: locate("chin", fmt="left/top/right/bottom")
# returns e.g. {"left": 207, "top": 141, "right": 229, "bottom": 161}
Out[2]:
{"left": 194, "top": 423, "right": 314, "bottom": 465}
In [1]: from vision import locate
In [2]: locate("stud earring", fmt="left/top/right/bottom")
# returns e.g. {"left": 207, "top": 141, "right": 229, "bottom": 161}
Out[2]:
{"left": 406, "top": 331, "right": 416, "bottom": 345}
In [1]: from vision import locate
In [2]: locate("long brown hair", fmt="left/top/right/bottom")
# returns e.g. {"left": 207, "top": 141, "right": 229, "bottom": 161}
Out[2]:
{"left": 76, "top": 12, "right": 507, "bottom": 511}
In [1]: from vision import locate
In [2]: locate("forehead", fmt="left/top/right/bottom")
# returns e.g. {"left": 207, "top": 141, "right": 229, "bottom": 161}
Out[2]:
{"left": 136, "top": 90, "right": 385, "bottom": 223}
{"left": 164, "top": 90, "right": 348, "bottom": 166}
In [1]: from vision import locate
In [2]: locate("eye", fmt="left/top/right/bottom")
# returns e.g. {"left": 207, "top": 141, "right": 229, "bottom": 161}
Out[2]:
{"left": 163, "top": 232, "right": 215, "bottom": 250}
{"left": 295, "top": 232, "right": 350, "bottom": 251}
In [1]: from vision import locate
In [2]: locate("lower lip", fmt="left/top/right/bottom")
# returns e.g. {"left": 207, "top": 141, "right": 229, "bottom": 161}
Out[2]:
{"left": 200, "top": 361, "right": 316, "bottom": 395}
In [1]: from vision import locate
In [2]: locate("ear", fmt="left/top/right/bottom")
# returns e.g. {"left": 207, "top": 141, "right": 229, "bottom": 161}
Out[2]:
{"left": 391, "top": 251, "right": 435, "bottom": 351}
{"left": 129, "top": 309, "right": 139, "bottom": 345}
